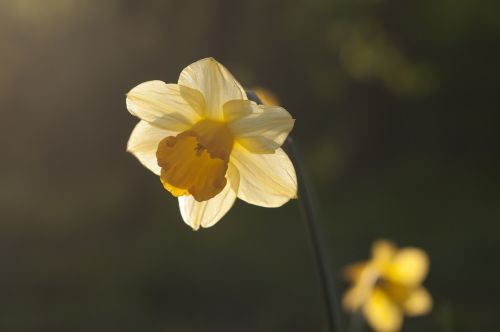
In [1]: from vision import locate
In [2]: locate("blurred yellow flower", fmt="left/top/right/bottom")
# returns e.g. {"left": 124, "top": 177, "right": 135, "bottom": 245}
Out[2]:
{"left": 253, "top": 87, "right": 280, "bottom": 106}
{"left": 126, "top": 58, "right": 297, "bottom": 230}
{"left": 343, "top": 240, "right": 432, "bottom": 332}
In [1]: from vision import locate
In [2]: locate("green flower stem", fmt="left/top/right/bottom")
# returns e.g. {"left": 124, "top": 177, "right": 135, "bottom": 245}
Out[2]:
{"left": 246, "top": 91, "right": 342, "bottom": 332}
{"left": 285, "top": 135, "right": 342, "bottom": 332}
{"left": 349, "top": 311, "right": 364, "bottom": 332}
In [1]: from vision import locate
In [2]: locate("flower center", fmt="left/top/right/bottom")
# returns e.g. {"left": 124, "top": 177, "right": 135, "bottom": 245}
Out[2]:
{"left": 156, "top": 120, "right": 234, "bottom": 202}
{"left": 375, "top": 277, "right": 412, "bottom": 305}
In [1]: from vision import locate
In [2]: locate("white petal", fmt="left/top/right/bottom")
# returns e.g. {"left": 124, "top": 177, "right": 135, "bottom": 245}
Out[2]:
{"left": 178, "top": 164, "right": 239, "bottom": 230}
{"left": 178, "top": 58, "right": 246, "bottom": 120}
{"left": 228, "top": 103, "right": 295, "bottom": 153}
{"left": 126, "top": 81, "right": 203, "bottom": 131}
{"left": 127, "top": 120, "right": 175, "bottom": 175}
{"left": 230, "top": 145, "right": 297, "bottom": 207}
{"left": 222, "top": 99, "right": 254, "bottom": 122}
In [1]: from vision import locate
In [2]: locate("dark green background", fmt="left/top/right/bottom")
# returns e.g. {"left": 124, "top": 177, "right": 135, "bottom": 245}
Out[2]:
{"left": 1, "top": 0, "right": 498, "bottom": 331}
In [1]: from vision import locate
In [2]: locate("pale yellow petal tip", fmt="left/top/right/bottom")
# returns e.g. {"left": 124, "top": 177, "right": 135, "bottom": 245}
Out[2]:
{"left": 372, "top": 239, "right": 397, "bottom": 258}
{"left": 191, "top": 57, "right": 217, "bottom": 66}
{"left": 178, "top": 165, "right": 238, "bottom": 230}
{"left": 185, "top": 215, "right": 221, "bottom": 232}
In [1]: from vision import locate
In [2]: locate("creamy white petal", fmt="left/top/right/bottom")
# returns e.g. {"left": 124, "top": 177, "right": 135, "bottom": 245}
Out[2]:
{"left": 222, "top": 99, "right": 254, "bottom": 122}
{"left": 127, "top": 120, "right": 175, "bottom": 175}
{"left": 178, "top": 58, "right": 246, "bottom": 120}
{"left": 178, "top": 164, "right": 239, "bottom": 230}
{"left": 230, "top": 145, "right": 297, "bottom": 207}
{"left": 126, "top": 80, "right": 203, "bottom": 131}
{"left": 228, "top": 103, "right": 294, "bottom": 153}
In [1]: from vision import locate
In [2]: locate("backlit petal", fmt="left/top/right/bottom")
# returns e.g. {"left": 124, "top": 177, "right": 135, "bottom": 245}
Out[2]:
{"left": 230, "top": 144, "right": 297, "bottom": 207}
{"left": 178, "top": 58, "right": 246, "bottom": 120}
{"left": 363, "top": 288, "right": 403, "bottom": 332}
{"left": 403, "top": 287, "right": 433, "bottom": 316}
{"left": 127, "top": 120, "right": 175, "bottom": 175}
{"left": 223, "top": 99, "right": 254, "bottom": 123}
{"left": 385, "top": 248, "right": 429, "bottom": 287}
{"left": 228, "top": 103, "right": 295, "bottom": 153}
{"left": 127, "top": 81, "right": 203, "bottom": 131}
{"left": 178, "top": 164, "right": 239, "bottom": 230}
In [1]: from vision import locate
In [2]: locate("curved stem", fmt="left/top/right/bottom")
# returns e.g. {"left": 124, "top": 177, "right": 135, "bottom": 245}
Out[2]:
{"left": 246, "top": 91, "right": 342, "bottom": 332}
{"left": 349, "top": 311, "right": 364, "bottom": 332}
{"left": 285, "top": 136, "right": 342, "bottom": 332}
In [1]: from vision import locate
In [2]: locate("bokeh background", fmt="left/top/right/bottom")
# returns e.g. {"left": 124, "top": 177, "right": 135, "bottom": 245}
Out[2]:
{"left": 1, "top": 0, "right": 499, "bottom": 331}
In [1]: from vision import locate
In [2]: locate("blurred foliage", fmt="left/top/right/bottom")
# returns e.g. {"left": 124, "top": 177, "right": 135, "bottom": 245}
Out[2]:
{"left": 0, "top": 0, "right": 499, "bottom": 331}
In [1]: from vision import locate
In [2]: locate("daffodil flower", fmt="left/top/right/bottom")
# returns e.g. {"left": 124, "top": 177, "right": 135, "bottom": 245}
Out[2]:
{"left": 343, "top": 240, "right": 432, "bottom": 332}
{"left": 126, "top": 58, "right": 297, "bottom": 230}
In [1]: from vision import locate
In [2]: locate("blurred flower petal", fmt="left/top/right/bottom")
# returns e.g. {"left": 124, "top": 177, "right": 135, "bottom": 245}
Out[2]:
{"left": 385, "top": 248, "right": 429, "bottom": 287}
{"left": 403, "top": 287, "right": 433, "bottom": 316}
{"left": 363, "top": 288, "right": 403, "bottom": 332}
{"left": 343, "top": 262, "right": 368, "bottom": 282}
{"left": 253, "top": 87, "right": 280, "bottom": 106}
{"left": 372, "top": 240, "right": 397, "bottom": 265}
